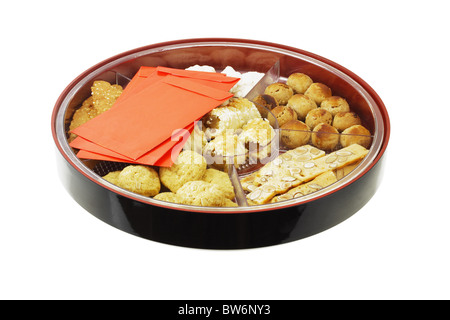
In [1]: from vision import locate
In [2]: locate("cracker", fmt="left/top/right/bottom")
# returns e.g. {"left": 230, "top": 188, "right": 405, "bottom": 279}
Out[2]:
{"left": 271, "top": 171, "right": 337, "bottom": 203}
{"left": 334, "top": 160, "right": 361, "bottom": 180}
{"left": 246, "top": 144, "right": 368, "bottom": 205}
{"left": 241, "top": 144, "right": 325, "bottom": 192}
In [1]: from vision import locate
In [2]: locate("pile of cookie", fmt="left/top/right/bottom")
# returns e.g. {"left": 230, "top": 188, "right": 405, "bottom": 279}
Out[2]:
{"left": 103, "top": 150, "right": 237, "bottom": 207}
{"left": 200, "top": 97, "right": 276, "bottom": 167}
{"left": 67, "top": 67, "right": 373, "bottom": 208}
{"left": 253, "top": 72, "right": 372, "bottom": 152}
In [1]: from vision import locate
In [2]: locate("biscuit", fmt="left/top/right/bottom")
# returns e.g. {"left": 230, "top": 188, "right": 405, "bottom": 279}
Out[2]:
{"left": 202, "top": 168, "right": 235, "bottom": 200}
{"left": 203, "top": 98, "right": 261, "bottom": 139}
{"left": 153, "top": 192, "right": 184, "bottom": 204}
{"left": 311, "top": 123, "right": 340, "bottom": 151}
{"left": 102, "top": 170, "right": 121, "bottom": 185}
{"left": 286, "top": 73, "right": 313, "bottom": 94}
{"left": 340, "top": 125, "right": 372, "bottom": 148}
{"left": 264, "top": 83, "right": 294, "bottom": 105}
{"left": 253, "top": 94, "right": 278, "bottom": 118}
{"left": 332, "top": 111, "right": 362, "bottom": 132}
{"left": 320, "top": 96, "right": 350, "bottom": 116}
{"left": 304, "top": 83, "right": 332, "bottom": 105}
{"left": 245, "top": 144, "right": 368, "bottom": 205}
{"left": 203, "top": 132, "right": 247, "bottom": 167}
{"left": 239, "top": 118, "right": 275, "bottom": 159}
{"left": 117, "top": 165, "right": 161, "bottom": 197}
{"left": 334, "top": 161, "right": 361, "bottom": 180}
{"left": 176, "top": 181, "right": 227, "bottom": 207}
{"left": 240, "top": 144, "right": 325, "bottom": 193}
{"left": 305, "top": 108, "right": 333, "bottom": 129}
{"left": 286, "top": 94, "right": 317, "bottom": 120}
{"left": 159, "top": 150, "right": 207, "bottom": 192}
{"left": 270, "top": 105, "right": 298, "bottom": 127}
{"left": 271, "top": 171, "right": 337, "bottom": 202}
{"left": 91, "top": 80, "right": 123, "bottom": 114}
{"left": 69, "top": 81, "right": 123, "bottom": 143}
{"left": 280, "top": 120, "right": 311, "bottom": 149}
{"left": 68, "top": 96, "right": 97, "bottom": 142}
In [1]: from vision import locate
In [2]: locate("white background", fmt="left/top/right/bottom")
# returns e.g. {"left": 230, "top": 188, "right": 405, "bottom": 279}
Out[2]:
{"left": 1, "top": 0, "right": 449, "bottom": 300}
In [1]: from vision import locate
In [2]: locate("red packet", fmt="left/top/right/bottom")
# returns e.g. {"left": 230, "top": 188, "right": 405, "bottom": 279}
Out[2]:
{"left": 72, "top": 76, "right": 233, "bottom": 160}
{"left": 72, "top": 122, "right": 195, "bottom": 166}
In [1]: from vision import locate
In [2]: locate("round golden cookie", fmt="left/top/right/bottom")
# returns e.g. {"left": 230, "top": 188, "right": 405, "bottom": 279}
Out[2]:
{"left": 286, "top": 94, "right": 317, "bottom": 120}
{"left": 202, "top": 168, "right": 235, "bottom": 200}
{"left": 159, "top": 150, "right": 207, "bottom": 192}
{"left": 253, "top": 94, "right": 278, "bottom": 118}
{"left": 102, "top": 171, "right": 121, "bottom": 185}
{"left": 153, "top": 192, "right": 184, "bottom": 204}
{"left": 280, "top": 120, "right": 311, "bottom": 149}
{"left": 340, "top": 125, "right": 372, "bottom": 148}
{"left": 304, "top": 83, "right": 332, "bottom": 105}
{"left": 320, "top": 96, "right": 350, "bottom": 116}
{"left": 286, "top": 73, "right": 313, "bottom": 94}
{"left": 270, "top": 105, "right": 298, "bottom": 127}
{"left": 264, "top": 83, "right": 294, "bottom": 105}
{"left": 305, "top": 108, "right": 333, "bottom": 129}
{"left": 117, "top": 165, "right": 161, "bottom": 197}
{"left": 176, "top": 181, "right": 226, "bottom": 207}
{"left": 332, "top": 111, "right": 362, "bottom": 132}
{"left": 311, "top": 123, "right": 340, "bottom": 151}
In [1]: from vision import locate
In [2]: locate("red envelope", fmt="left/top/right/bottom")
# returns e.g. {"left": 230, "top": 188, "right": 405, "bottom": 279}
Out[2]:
{"left": 115, "top": 66, "right": 239, "bottom": 105}
{"left": 77, "top": 148, "right": 177, "bottom": 167}
{"left": 71, "top": 75, "right": 231, "bottom": 159}
{"left": 71, "top": 122, "right": 194, "bottom": 166}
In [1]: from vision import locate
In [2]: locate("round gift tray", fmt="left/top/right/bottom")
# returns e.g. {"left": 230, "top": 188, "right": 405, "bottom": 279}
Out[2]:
{"left": 51, "top": 38, "right": 390, "bottom": 249}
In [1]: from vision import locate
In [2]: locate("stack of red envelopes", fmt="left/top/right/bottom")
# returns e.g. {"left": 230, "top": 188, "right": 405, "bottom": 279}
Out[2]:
{"left": 69, "top": 66, "right": 240, "bottom": 167}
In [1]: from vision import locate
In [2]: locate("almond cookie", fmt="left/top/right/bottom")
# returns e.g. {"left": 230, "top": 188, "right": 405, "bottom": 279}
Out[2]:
{"left": 286, "top": 73, "right": 313, "bottom": 94}
{"left": 159, "top": 150, "right": 207, "bottom": 192}
{"left": 311, "top": 123, "right": 340, "bottom": 151}
{"left": 253, "top": 94, "right": 278, "bottom": 118}
{"left": 320, "top": 96, "right": 350, "bottom": 117}
{"left": 304, "top": 82, "right": 332, "bottom": 105}
{"left": 280, "top": 120, "right": 311, "bottom": 149}
{"left": 176, "top": 181, "right": 227, "bottom": 207}
{"left": 305, "top": 108, "right": 333, "bottom": 129}
{"left": 286, "top": 94, "right": 317, "bottom": 120}
{"left": 153, "top": 192, "right": 184, "bottom": 204}
{"left": 117, "top": 165, "right": 160, "bottom": 197}
{"left": 264, "top": 82, "right": 294, "bottom": 105}
{"left": 340, "top": 125, "right": 372, "bottom": 149}
{"left": 102, "top": 170, "right": 121, "bottom": 185}
{"left": 332, "top": 111, "right": 362, "bottom": 132}
{"left": 270, "top": 105, "right": 297, "bottom": 127}
{"left": 202, "top": 168, "right": 235, "bottom": 200}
